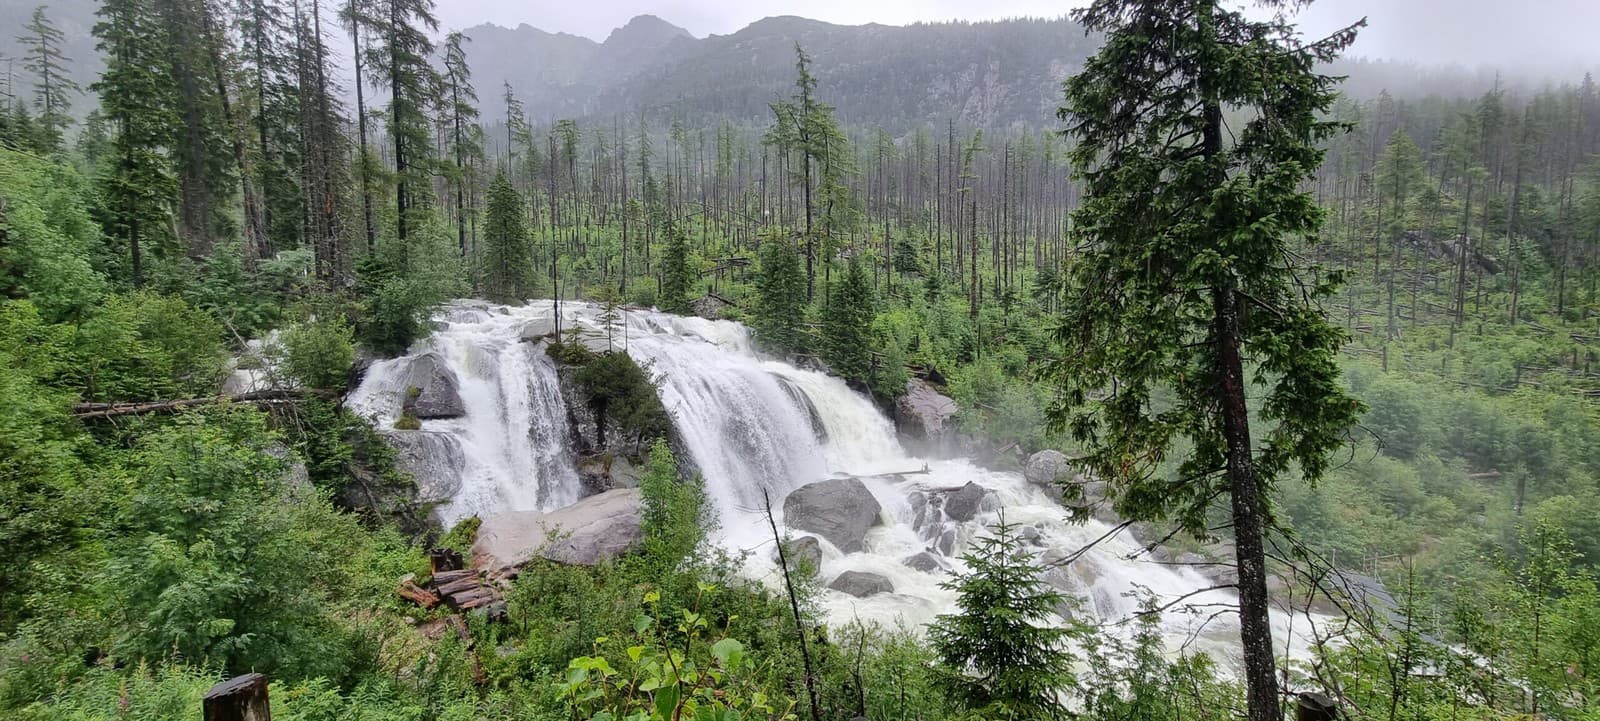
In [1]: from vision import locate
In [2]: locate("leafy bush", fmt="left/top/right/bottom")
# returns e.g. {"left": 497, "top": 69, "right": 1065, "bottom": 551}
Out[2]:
{"left": 560, "top": 587, "right": 795, "bottom": 721}
{"left": 279, "top": 317, "right": 357, "bottom": 389}
{"left": 69, "top": 292, "right": 225, "bottom": 401}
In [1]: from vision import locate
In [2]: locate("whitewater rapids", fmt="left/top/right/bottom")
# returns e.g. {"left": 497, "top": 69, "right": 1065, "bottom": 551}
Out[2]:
{"left": 348, "top": 299, "right": 1328, "bottom": 666}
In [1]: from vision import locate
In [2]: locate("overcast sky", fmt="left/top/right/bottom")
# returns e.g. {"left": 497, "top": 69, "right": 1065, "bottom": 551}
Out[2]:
{"left": 434, "top": 0, "right": 1600, "bottom": 73}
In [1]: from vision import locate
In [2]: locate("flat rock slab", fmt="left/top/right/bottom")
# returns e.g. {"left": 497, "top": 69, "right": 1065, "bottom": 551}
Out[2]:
{"left": 473, "top": 488, "right": 643, "bottom": 571}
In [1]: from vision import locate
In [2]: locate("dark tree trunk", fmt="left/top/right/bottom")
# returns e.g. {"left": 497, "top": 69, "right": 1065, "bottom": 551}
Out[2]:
{"left": 203, "top": 674, "right": 270, "bottom": 721}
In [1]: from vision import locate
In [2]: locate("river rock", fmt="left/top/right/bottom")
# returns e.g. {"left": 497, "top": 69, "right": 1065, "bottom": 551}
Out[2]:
{"left": 775, "top": 535, "right": 823, "bottom": 572}
{"left": 903, "top": 551, "right": 948, "bottom": 572}
{"left": 828, "top": 570, "right": 894, "bottom": 598}
{"left": 1024, "top": 450, "right": 1072, "bottom": 498}
{"left": 942, "top": 481, "right": 991, "bottom": 522}
{"left": 473, "top": 488, "right": 643, "bottom": 570}
{"left": 895, "top": 379, "right": 956, "bottom": 445}
{"left": 403, "top": 353, "right": 466, "bottom": 419}
{"left": 783, "top": 477, "right": 883, "bottom": 553}
{"left": 381, "top": 430, "right": 465, "bottom": 504}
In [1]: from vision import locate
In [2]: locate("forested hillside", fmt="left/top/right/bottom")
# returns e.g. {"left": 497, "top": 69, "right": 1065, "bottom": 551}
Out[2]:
{"left": 3, "top": 0, "right": 1600, "bottom": 719}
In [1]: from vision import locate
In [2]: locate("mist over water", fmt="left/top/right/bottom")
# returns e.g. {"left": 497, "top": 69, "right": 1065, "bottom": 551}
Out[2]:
{"left": 351, "top": 299, "right": 1325, "bottom": 664}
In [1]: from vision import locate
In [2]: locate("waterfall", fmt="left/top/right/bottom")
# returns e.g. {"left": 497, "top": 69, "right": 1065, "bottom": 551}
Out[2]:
{"left": 347, "top": 302, "right": 581, "bottom": 522}
{"left": 349, "top": 300, "right": 1323, "bottom": 664}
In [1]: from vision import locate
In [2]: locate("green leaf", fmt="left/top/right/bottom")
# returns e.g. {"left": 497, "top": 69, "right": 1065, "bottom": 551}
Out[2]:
{"left": 710, "top": 638, "right": 743, "bottom": 666}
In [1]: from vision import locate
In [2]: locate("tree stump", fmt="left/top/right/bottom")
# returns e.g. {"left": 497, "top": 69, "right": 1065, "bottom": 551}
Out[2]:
{"left": 430, "top": 547, "right": 464, "bottom": 573}
{"left": 1296, "top": 692, "right": 1338, "bottom": 721}
{"left": 203, "top": 673, "right": 270, "bottom": 721}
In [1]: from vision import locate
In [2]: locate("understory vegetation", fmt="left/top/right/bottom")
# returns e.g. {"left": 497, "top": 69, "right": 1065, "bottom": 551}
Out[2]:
{"left": 2, "top": 0, "right": 1600, "bottom": 718}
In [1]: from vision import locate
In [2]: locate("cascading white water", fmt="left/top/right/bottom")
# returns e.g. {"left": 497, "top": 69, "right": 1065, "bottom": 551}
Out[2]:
{"left": 350, "top": 299, "right": 1324, "bottom": 666}
{"left": 347, "top": 302, "right": 580, "bottom": 522}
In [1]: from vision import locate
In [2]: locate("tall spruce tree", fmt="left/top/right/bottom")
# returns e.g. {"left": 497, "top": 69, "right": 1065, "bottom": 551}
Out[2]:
{"left": 16, "top": 7, "right": 80, "bottom": 151}
{"left": 658, "top": 214, "right": 692, "bottom": 314}
{"left": 93, "top": 0, "right": 179, "bottom": 287}
{"left": 481, "top": 171, "right": 534, "bottom": 303}
{"left": 1053, "top": 3, "right": 1365, "bottom": 721}
{"left": 753, "top": 231, "right": 809, "bottom": 354}
{"left": 359, "top": 0, "right": 438, "bottom": 268}
{"left": 820, "top": 256, "right": 873, "bottom": 384}
{"left": 441, "top": 31, "right": 479, "bottom": 261}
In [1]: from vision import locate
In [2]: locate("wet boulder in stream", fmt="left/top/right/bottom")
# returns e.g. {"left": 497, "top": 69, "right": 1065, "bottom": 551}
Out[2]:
{"left": 402, "top": 352, "right": 465, "bottom": 419}
{"left": 828, "top": 570, "right": 895, "bottom": 597}
{"left": 783, "top": 477, "right": 882, "bottom": 553}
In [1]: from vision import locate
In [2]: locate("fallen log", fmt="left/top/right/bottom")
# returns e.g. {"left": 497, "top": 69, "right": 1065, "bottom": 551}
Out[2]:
{"left": 72, "top": 389, "right": 340, "bottom": 420}
{"left": 435, "top": 577, "right": 482, "bottom": 597}
{"left": 397, "top": 579, "right": 440, "bottom": 609}
{"left": 430, "top": 569, "right": 474, "bottom": 585}
{"left": 445, "top": 587, "right": 496, "bottom": 610}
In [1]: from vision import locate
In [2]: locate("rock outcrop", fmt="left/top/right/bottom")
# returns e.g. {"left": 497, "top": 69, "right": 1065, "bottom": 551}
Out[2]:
{"left": 895, "top": 379, "right": 957, "bottom": 453}
{"left": 828, "top": 570, "right": 894, "bottom": 597}
{"left": 783, "top": 477, "right": 883, "bottom": 553}
{"left": 382, "top": 430, "right": 466, "bottom": 504}
{"left": 403, "top": 353, "right": 466, "bottom": 419}
{"left": 473, "top": 489, "right": 643, "bottom": 572}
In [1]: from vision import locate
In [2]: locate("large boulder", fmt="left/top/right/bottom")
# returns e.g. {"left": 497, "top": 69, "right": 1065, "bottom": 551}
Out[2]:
{"left": 381, "top": 430, "right": 465, "bottom": 504}
{"left": 942, "top": 481, "right": 991, "bottom": 522}
{"left": 1024, "top": 450, "right": 1072, "bottom": 493}
{"left": 895, "top": 380, "right": 957, "bottom": 445}
{"left": 829, "top": 570, "right": 894, "bottom": 598}
{"left": 403, "top": 353, "right": 466, "bottom": 419}
{"left": 474, "top": 489, "right": 643, "bottom": 571}
{"left": 783, "top": 477, "right": 883, "bottom": 553}
{"left": 903, "top": 551, "right": 948, "bottom": 573}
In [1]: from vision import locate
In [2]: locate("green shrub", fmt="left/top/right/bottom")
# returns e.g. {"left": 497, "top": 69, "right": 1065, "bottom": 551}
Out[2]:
{"left": 280, "top": 317, "right": 357, "bottom": 389}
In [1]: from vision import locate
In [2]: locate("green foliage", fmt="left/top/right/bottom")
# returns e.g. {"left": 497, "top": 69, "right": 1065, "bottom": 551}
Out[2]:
{"left": 278, "top": 316, "right": 356, "bottom": 389}
{"left": 481, "top": 171, "right": 537, "bottom": 303}
{"left": 0, "top": 148, "right": 105, "bottom": 318}
{"left": 658, "top": 215, "right": 694, "bottom": 314}
{"left": 70, "top": 292, "right": 225, "bottom": 402}
{"left": 636, "top": 441, "right": 707, "bottom": 576}
{"left": 927, "top": 517, "right": 1078, "bottom": 718}
{"left": 573, "top": 352, "right": 673, "bottom": 450}
{"left": 561, "top": 587, "right": 795, "bottom": 721}
{"left": 948, "top": 358, "right": 1046, "bottom": 454}
{"left": 753, "top": 233, "right": 809, "bottom": 355}
{"left": 820, "top": 257, "right": 874, "bottom": 384}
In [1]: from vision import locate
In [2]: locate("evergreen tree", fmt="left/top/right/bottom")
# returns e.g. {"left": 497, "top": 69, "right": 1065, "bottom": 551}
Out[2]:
{"left": 481, "top": 171, "right": 534, "bottom": 303}
{"left": 820, "top": 256, "right": 873, "bottom": 384}
{"left": 753, "top": 232, "right": 809, "bottom": 354}
{"left": 927, "top": 517, "right": 1076, "bottom": 718}
{"left": 441, "top": 31, "right": 480, "bottom": 261}
{"left": 93, "top": 0, "right": 179, "bottom": 287}
{"left": 358, "top": 0, "right": 439, "bottom": 267}
{"left": 658, "top": 214, "right": 692, "bottom": 314}
{"left": 1053, "top": 3, "right": 1364, "bottom": 721}
{"left": 16, "top": 7, "right": 80, "bottom": 151}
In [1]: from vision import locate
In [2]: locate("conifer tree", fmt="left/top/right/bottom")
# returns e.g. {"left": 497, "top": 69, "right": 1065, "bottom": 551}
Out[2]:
{"left": 821, "top": 256, "right": 873, "bottom": 384}
{"left": 94, "top": 0, "right": 179, "bottom": 287}
{"left": 753, "top": 231, "right": 809, "bottom": 354}
{"left": 658, "top": 214, "right": 693, "bottom": 314}
{"left": 481, "top": 171, "right": 534, "bottom": 303}
{"left": 928, "top": 517, "right": 1076, "bottom": 718}
{"left": 357, "top": 0, "right": 439, "bottom": 267}
{"left": 1053, "top": 3, "right": 1364, "bottom": 720}
{"left": 16, "top": 7, "right": 79, "bottom": 151}
{"left": 441, "top": 31, "right": 480, "bottom": 261}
